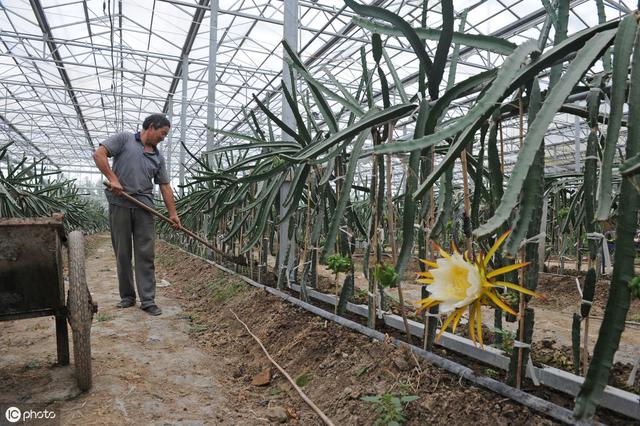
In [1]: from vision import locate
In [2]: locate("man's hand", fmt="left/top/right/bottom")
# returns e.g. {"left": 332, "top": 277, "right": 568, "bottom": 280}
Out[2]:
{"left": 169, "top": 214, "right": 181, "bottom": 230}
{"left": 160, "top": 183, "right": 180, "bottom": 230}
{"left": 107, "top": 179, "right": 124, "bottom": 197}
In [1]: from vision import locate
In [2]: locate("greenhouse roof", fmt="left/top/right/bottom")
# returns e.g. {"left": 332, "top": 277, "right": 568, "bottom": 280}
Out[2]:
{"left": 0, "top": 0, "right": 634, "bottom": 182}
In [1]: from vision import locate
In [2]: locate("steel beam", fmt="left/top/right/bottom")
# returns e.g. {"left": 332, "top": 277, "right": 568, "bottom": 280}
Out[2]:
{"left": 28, "top": 0, "right": 95, "bottom": 150}
{"left": 179, "top": 56, "right": 188, "bottom": 195}
{"left": 206, "top": 0, "right": 219, "bottom": 154}
{"left": 162, "top": 0, "right": 209, "bottom": 114}
{"left": 0, "top": 113, "right": 59, "bottom": 169}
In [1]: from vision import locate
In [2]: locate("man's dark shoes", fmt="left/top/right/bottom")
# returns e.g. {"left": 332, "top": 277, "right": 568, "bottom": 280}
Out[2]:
{"left": 116, "top": 299, "right": 135, "bottom": 308}
{"left": 142, "top": 305, "right": 162, "bottom": 316}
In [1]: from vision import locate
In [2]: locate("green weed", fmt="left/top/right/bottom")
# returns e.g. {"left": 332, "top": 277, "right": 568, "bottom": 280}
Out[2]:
{"left": 361, "top": 393, "right": 419, "bottom": 426}
{"left": 295, "top": 371, "right": 313, "bottom": 387}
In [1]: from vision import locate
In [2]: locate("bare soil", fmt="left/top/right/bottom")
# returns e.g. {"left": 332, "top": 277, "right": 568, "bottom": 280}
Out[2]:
{"left": 155, "top": 241, "right": 556, "bottom": 426}
{"left": 0, "top": 234, "right": 241, "bottom": 425}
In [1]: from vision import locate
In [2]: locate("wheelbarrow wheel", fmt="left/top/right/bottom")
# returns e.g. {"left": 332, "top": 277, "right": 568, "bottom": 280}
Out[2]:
{"left": 67, "top": 230, "right": 92, "bottom": 392}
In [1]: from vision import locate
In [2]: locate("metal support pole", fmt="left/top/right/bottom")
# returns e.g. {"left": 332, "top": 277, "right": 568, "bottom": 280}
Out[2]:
{"left": 278, "top": 0, "right": 298, "bottom": 279}
{"left": 166, "top": 94, "right": 174, "bottom": 182}
{"left": 574, "top": 114, "right": 581, "bottom": 172}
{"left": 179, "top": 56, "right": 188, "bottom": 196}
{"left": 204, "top": 0, "right": 219, "bottom": 257}
{"left": 207, "top": 0, "right": 219, "bottom": 157}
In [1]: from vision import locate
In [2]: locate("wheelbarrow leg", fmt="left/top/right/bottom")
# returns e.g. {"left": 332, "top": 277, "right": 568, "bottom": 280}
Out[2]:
{"left": 55, "top": 312, "right": 70, "bottom": 366}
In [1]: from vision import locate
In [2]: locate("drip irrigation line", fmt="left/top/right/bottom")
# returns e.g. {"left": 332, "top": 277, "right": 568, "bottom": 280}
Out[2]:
{"left": 164, "top": 241, "right": 604, "bottom": 426}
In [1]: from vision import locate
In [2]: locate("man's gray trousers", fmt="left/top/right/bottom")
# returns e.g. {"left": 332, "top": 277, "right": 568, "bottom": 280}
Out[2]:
{"left": 109, "top": 204, "right": 157, "bottom": 308}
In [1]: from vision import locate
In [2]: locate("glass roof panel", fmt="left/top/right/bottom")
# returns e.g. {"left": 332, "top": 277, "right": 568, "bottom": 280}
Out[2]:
{"left": 0, "top": 0, "right": 637, "bottom": 179}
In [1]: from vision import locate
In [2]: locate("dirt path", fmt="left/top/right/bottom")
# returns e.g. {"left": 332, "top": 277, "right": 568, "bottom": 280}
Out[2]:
{"left": 0, "top": 234, "right": 244, "bottom": 425}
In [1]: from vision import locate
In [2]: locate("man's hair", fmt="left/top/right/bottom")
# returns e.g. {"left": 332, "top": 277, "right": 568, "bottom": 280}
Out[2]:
{"left": 142, "top": 114, "right": 171, "bottom": 130}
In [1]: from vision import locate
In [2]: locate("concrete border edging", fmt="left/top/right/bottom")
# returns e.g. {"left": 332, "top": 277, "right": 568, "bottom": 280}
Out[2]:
{"left": 289, "top": 284, "right": 640, "bottom": 420}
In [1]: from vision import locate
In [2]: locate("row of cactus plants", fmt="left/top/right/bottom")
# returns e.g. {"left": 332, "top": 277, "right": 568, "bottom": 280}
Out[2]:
{"left": 0, "top": 142, "right": 108, "bottom": 233}
{"left": 161, "top": 0, "right": 639, "bottom": 421}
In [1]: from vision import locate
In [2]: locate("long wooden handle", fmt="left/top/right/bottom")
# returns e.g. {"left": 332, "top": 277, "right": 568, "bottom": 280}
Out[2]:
{"left": 103, "top": 181, "right": 178, "bottom": 227}
{"left": 102, "top": 181, "right": 242, "bottom": 264}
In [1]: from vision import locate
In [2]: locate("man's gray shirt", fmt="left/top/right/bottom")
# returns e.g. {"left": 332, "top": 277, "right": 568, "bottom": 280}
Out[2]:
{"left": 100, "top": 131, "right": 170, "bottom": 209}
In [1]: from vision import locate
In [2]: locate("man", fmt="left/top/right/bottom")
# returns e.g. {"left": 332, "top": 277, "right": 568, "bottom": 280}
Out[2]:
{"left": 93, "top": 114, "right": 181, "bottom": 316}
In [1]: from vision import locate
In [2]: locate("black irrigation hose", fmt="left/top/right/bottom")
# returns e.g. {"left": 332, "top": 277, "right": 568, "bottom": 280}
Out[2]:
{"left": 166, "top": 242, "right": 601, "bottom": 426}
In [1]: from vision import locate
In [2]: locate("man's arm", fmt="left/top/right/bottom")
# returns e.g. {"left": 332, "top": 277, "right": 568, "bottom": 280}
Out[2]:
{"left": 93, "top": 146, "right": 123, "bottom": 196}
{"left": 160, "top": 183, "right": 181, "bottom": 229}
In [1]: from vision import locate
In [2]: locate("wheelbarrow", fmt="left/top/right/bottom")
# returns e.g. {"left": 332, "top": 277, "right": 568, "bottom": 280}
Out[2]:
{"left": 0, "top": 215, "right": 97, "bottom": 391}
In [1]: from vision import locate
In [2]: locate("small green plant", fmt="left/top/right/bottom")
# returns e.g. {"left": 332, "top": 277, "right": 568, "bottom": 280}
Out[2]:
{"left": 485, "top": 368, "right": 501, "bottom": 379}
{"left": 188, "top": 324, "right": 208, "bottom": 334}
{"left": 355, "top": 365, "right": 369, "bottom": 377}
{"left": 499, "top": 290, "right": 519, "bottom": 307}
{"left": 24, "top": 359, "right": 41, "bottom": 369}
{"left": 493, "top": 327, "right": 515, "bottom": 354}
{"left": 354, "top": 288, "right": 368, "bottom": 300}
{"left": 326, "top": 254, "right": 350, "bottom": 274}
{"left": 269, "top": 388, "right": 282, "bottom": 396}
{"left": 558, "top": 207, "right": 570, "bottom": 220}
{"left": 445, "top": 220, "right": 453, "bottom": 233}
{"left": 361, "top": 393, "right": 419, "bottom": 426}
{"left": 327, "top": 254, "right": 350, "bottom": 314}
{"left": 373, "top": 262, "right": 399, "bottom": 288}
{"left": 295, "top": 371, "right": 313, "bottom": 387}
{"left": 210, "top": 280, "right": 246, "bottom": 303}
{"left": 177, "top": 310, "right": 200, "bottom": 322}
{"left": 629, "top": 276, "right": 640, "bottom": 300}
{"left": 95, "top": 312, "right": 113, "bottom": 322}
{"left": 396, "top": 379, "right": 413, "bottom": 397}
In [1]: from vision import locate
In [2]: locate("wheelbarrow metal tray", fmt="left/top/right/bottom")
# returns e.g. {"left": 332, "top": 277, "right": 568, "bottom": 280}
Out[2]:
{"left": 0, "top": 217, "right": 65, "bottom": 320}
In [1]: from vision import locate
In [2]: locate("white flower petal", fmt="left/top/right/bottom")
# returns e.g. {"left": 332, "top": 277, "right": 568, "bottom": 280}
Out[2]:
{"left": 427, "top": 253, "right": 482, "bottom": 313}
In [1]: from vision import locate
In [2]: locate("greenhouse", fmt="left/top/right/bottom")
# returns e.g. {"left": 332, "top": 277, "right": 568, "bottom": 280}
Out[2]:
{"left": 0, "top": 0, "right": 639, "bottom": 423}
